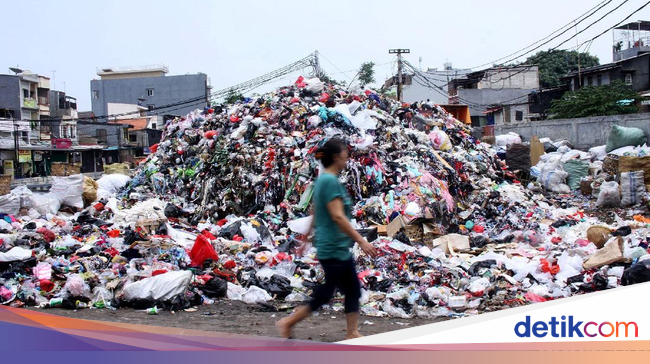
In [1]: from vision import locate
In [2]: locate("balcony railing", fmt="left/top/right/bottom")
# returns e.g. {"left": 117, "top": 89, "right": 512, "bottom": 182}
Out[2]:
{"left": 23, "top": 98, "right": 37, "bottom": 109}
{"left": 38, "top": 97, "right": 49, "bottom": 106}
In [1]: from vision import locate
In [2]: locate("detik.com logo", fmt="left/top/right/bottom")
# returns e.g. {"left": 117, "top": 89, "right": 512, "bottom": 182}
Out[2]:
{"left": 515, "top": 316, "right": 638, "bottom": 338}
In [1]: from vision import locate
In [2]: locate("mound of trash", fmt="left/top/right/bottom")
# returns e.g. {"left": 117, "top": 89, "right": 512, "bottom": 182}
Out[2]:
{"left": 1, "top": 77, "right": 649, "bottom": 318}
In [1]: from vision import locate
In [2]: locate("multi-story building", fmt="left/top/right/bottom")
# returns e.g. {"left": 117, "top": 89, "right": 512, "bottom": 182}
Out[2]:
{"left": 90, "top": 65, "right": 210, "bottom": 118}
{"left": 448, "top": 65, "right": 540, "bottom": 126}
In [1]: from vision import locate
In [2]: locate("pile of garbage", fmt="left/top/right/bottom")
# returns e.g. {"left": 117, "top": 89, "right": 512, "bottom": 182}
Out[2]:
{"left": 1, "top": 78, "right": 650, "bottom": 318}
{"left": 513, "top": 125, "right": 650, "bottom": 210}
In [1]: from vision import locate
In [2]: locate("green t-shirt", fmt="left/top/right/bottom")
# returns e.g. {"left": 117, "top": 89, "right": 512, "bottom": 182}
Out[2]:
{"left": 312, "top": 172, "right": 353, "bottom": 261}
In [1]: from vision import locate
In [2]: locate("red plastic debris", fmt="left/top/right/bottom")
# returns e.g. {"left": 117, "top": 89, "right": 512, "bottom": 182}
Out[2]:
{"left": 189, "top": 234, "right": 218, "bottom": 267}
{"left": 223, "top": 260, "right": 236, "bottom": 270}
{"left": 106, "top": 229, "right": 121, "bottom": 238}
{"left": 540, "top": 258, "right": 560, "bottom": 275}
{"left": 36, "top": 227, "right": 55, "bottom": 243}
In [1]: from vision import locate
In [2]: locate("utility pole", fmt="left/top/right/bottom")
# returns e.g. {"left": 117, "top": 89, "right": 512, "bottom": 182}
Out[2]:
{"left": 389, "top": 49, "right": 410, "bottom": 102}
{"left": 313, "top": 50, "right": 321, "bottom": 78}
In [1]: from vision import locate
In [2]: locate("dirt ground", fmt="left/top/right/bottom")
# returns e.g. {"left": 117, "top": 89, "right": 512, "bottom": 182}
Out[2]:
{"left": 27, "top": 302, "right": 447, "bottom": 342}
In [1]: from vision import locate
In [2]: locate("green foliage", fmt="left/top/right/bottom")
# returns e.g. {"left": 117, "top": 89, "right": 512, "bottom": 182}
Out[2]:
{"left": 526, "top": 50, "right": 599, "bottom": 88}
{"left": 358, "top": 61, "right": 376, "bottom": 87}
{"left": 549, "top": 80, "right": 640, "bottom": 119}
{"left": 224, "top": 88, "right": 243, "bottom": 104}
{"left": 320, "top": 74, "right": 346, "bottom": 87}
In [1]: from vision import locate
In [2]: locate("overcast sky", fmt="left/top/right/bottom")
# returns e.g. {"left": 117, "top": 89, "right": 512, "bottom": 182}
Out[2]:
{"left": 3, "top": 0, "right": 649, "bottom": 111}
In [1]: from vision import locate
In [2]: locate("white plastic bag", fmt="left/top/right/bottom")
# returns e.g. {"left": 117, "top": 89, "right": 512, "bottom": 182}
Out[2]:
{"left": 50, "top": 174, "right": 84, "bottom": 209}
{"left": 538, "top": 168, "right": 568, "bottom": 191}
{"left": 596, "top": 181, "right": 621, "bottom": 207}
{"left": 33, "top": 193, "right": 61, "bottom": 216}
{"left": 620, "top": 171, "right": 645, "bottom": 206}
{"left": 242, "top": 286, "right": 272, "bottom": 304}
{"left": 96, "top": 174, "right": 131, "bottom": 199}
{"left": 495, "top": 132, "right": 522, "bottom": 147}
{"left": 589, "top": 145, "right": 608, "bottom": 160}
{"left": 0, "top": 246, "right": 32, "bottom": 262}
{"left": 122, "top": 271, "right": 192, "bottom": 301}
{"left": 0, "top": 193, "right": 20, "bottom": 215}
{"left": 287, "top": 216, "right": 313, "bottom": 235}
{"left": 226, "top": 282, "right": 247, "bottom": 301}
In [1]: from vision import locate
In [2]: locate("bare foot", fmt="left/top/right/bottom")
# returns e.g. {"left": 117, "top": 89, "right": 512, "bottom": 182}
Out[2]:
{"left": 345, "top": 332, "right": 364, "bottom": 340}
{"left": 276, "top": 317, "right": 292, "bottom": 339}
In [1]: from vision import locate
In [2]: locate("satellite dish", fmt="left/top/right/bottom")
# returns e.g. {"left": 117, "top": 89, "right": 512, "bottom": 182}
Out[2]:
{"left": 9, "top": 67, "right": 22, "bottom": 74}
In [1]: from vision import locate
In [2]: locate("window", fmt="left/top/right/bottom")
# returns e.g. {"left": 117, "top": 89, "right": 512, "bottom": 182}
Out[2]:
{"left": 23, "top": 89, "right": 29, "bottom": 98}
{"left": 147, "top": 104, "right": 155, "bottom": 111}
{"left": 129, "top": 134, "right": 137, "bottom": 143}
{"left": 597, "top": 74, "right": 602, "bottom": 86}
{"left": 625, "top": 73, "right": 633, "bottom": 85}
{"left": 147, "top": 88, "right": 154, "bottom": 97}
{"left": 515, "top": 110, "right": 523, "bottom": 121}
{"left": 151, "top": 123, "right": 157, "bottom": 130}
{"left": 587, "top": 76, "right": 593, "bottom": 86}
{"left": 92, "top": 90, "right": 99, "bottom": 99}
{"left": 96, "top": 129, "right": 107, "bottom": 144}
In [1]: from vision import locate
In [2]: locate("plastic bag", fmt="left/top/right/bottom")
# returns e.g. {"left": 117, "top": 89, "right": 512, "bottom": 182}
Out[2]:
{"left": 606, "top": 125, "right": 646, "bottom": 152}
{"left": 122, "top": 271, "right": 192, "bottom": 301}
{"left": 620, "top": 171, "right": 645, "bottom": 206}
{"left": 226, "top": 282, "right": 247, "bottom": 301}
{"left": 0, "top": 193, "right": 20, "bottom": 215}
{"left": 589, "top": 145, "right": 608, "bottom": 160}
{"left": 287, "top": 215, "right": 314, "bottom": 235}
{"left": 189, "top": 234, "right": 218, "bottom": 267}
{"left": 596, "top": 181, "right": 621, "bottom": 207}
{"left": 82, "top": 176, "right": 98, "bottom": 205}
{"left": 50, "top": 174, "right": 84, "bottom": 209}
{"left": 538, "top": 168, "right": 568, "bottom": 191}
{"left": 63, "top": 274, "right": 87, "bottom": 297}
{"left": 429, "top": 128, "right": 452, "bottom": 151}
{"left": 11, "top": 185, "right": 35, "bottom": 210}
{"left": 242, "top": 285, "right": 272, "bottom": 304}
{"left": 495, "top": 132, "right": 522, "bottom": 147}
{"left": 563, "top": 160, "right": 589, "bottom": 190}
{"left": 0, "top": 246, "right": 32, "bottom": 262}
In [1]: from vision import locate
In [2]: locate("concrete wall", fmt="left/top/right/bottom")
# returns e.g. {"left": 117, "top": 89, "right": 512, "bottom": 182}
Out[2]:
{"left": 494, "top": 113, "right": 650, "bottom": 150}
{"left": 460, "top": 88, "right": 533, "bottom": 116}
{"left": 479, "top": 66, "right": 539, "bottom": 89}
{"left": 91, "top": 73, "right": 208, "bottom": 118}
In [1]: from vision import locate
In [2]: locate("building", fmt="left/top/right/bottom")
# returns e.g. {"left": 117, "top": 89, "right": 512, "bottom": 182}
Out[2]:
{"left": 383, "top": 62, "right": 472, "bottom": 105}
{"left": 0, "top": 69, "right": 51, "bottom": 177}
{"left": 448, "top": 65, "right": 540, "bottom": 126}
{"left": 563, "top": 52, "right": 650, "bottom": 93}
{"left": 90, "top": 65, "right": 210, "bottom": 118}
{"left": 612, "top": 20, "right": 650, "bottom": 62}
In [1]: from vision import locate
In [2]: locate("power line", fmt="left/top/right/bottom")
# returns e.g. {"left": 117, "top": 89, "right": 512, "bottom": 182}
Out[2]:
{"left": 470, "top": 0, "right": 614, "bottom": 69}
{"left": 474, "top": 0, "right": 636, "bottom": 83}
{"left": 22, "top": 52, "right": 318, "bottom": 123}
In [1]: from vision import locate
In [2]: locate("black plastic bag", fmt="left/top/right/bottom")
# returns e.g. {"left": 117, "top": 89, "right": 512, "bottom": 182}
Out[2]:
{"left": 164, "top": 203, "right": 184, "bottom": 218}
{"left": 468, "top": 259, "right": 497, "bottom": 276}
{"left": 201, "top": 277, "right": 228, "bottom": 298}
{"left": 470, "top": 235, "right": 490, "bottom": 248}
{"left": 622, "top": 261, "right": 650, "bottom": 285}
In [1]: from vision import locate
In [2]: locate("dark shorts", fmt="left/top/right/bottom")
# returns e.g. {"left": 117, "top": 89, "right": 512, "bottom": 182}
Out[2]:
{"left": 308, "top": 258, "right": 361, "bottom": 314}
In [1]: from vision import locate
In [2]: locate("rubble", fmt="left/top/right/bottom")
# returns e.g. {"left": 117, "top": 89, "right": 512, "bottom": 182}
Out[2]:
{"left": 1, "top": 77, "right": 650, "bottom": 318}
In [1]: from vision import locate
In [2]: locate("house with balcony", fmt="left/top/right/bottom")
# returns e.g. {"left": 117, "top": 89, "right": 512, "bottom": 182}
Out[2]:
{"left": 0, "top": 69, "right": 51, "bottom": 177}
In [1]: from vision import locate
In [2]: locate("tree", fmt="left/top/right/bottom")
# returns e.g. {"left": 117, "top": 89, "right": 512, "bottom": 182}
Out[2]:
{"left": 525, "top": 50, "right": 599, "bottom": 88}
{"left": 358, "top": 61, "right": 376, "bottom": 87}
{"left": 319, "top": 73, "right": 346, "bottom": 87}
{"left": 224, "top": 88, "right": 243, "bottom": 104}
{"left": 549, "top": 80, "right": 639, "bottom": 119}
